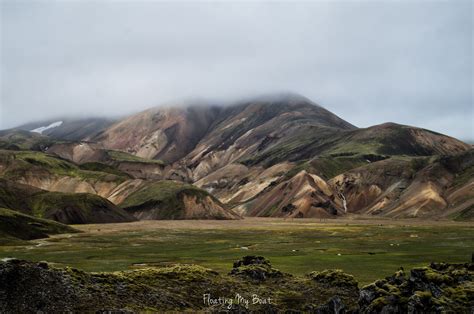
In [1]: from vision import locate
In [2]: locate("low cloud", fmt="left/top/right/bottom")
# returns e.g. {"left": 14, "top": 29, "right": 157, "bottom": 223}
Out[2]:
{"left": 1, "top": 1, "right": 472, "bottom": 140}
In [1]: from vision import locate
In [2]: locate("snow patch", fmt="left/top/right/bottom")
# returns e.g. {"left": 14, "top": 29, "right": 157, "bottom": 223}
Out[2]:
{"left": 30, "top": 121, "right": 63, "bottom": 134}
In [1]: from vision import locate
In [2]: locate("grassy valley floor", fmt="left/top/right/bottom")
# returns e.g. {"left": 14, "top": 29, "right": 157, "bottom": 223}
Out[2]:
{"left": 0, "top": 217, "right": 472, "bottom": 285}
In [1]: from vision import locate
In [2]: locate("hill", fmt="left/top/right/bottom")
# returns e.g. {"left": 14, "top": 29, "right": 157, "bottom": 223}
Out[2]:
{"left": 0, "top": 130, "right": 55, "bottom": 151}
{"left": 0, "top": 179, "right": 136, "bottom": 224}
{"left": 120, "top": 180, "right": 241, "bottom": 220}
{"left": 0, "top": 207, "right": 78, "bottom": 243}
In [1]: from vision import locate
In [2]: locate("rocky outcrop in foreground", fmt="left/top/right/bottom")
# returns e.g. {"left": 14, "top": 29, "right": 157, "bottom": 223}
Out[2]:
{"left": 0, "top": 257, "right": 472, "bottom": 312}
{"left": 359, "top": 262, "right": 474, "bottom": 313}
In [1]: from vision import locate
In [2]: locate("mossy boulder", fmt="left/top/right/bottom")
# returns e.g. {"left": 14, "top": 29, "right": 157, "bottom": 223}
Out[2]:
{"left": 308, "top": 269, "right": 358, "bottom": 288}
{"left": 230, "top": 256, "right": 284, "bottom": 281}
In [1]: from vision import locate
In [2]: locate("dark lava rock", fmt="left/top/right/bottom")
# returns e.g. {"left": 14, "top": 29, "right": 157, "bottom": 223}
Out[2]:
{"left": 314, "top": 296, "right": 346, "bottom": 314}
{"left": 1, "top": 257, "right": 471, "bottom": 313}
{"left": 309, "top": 269, "right": 358, "bottom": 288}
{"left": 230, "top": 256, "right": 284, "bottom": 282}
{"left": 0, "top": 259, "right": 81, "bottom": 312}
{"left": 359, "top": 263, "right": 473, "bottom": 313}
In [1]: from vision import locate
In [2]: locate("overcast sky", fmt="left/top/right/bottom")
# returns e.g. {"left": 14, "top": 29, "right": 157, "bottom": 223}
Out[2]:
{"left": 1, "top": 0, "right": 472, "bottom": 140}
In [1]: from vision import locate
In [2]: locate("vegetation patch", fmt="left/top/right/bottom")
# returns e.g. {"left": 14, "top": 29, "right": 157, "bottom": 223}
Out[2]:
{"left": 79, "top": 162, "right": 132, "bottom": 178}
{"left": 308, "top": 269, "right": 358, "bottom": 288}
{"left": 0, "top": 179, "right": 135, "bottom": 224}
{"left": 0, "top": 220, "right": 472, "bottom": 286}
{"left": 0, "top": 150, "right": 128, "bottom": 183}
{"left": 120, "top": 180, "right": 225, "bottom": 219}
{"left": 106, "top": 150, "right": 165, "bottom": 165}
{"left": 0, "top": 258, "right": 470, "bottom": 312}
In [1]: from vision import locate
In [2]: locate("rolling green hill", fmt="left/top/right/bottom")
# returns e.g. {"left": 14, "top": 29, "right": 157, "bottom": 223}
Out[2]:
{"left": 0, "top": 179, "right": 136, "bottom": 224}
{"left": 121, "top": 180, "right": 240, "bottom": 220}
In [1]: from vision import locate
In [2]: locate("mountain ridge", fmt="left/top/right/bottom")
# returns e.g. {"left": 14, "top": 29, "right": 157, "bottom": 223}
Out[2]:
{"left": 1, "top": 93, "right": 472, "bottom": 221}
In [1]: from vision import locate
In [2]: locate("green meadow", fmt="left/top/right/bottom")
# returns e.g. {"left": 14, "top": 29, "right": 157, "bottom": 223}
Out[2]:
{"left": 0, "top": 219, "right": 472, "bottom": 285}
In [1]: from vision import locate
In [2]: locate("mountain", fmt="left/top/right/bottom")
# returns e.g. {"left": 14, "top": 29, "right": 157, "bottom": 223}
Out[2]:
{"left": 91, "top": 95, "right": 354, "bottom": 166}
{"left": 3, "top": 93, "right": 472, "bottom": 221}
{"left": 89, "top": 95, "right": 469, "bottom": 188}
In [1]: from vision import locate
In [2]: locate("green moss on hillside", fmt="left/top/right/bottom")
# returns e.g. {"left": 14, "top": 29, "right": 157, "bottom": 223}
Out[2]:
{"left": 1, "top": 258, "right": 471, "bottom": 312}
{"left": 0, "top": 179, "right": 40, "bottom": 211}
{"left": 120, "top": 180, "right": 211, "bottom": 214}
{"left": 119, "top": 180, "right": 237, "bottom": 220}
{"left": 308, "top": 269, "right": 358, "bottom": 288}
{"left": 79, "top": 162, "right": 132, "bottom": 178}
{"left": 0, "top": 179, "right": 134, "bottom": 224}
{"left": 29, "top": 192, "right": 103, "bottom": 218}
{"left": 325, "top": 139, "right": 383, "bottom": 157}
{"left": 453, "top": 165, "right": 474, "bottom": 187}
{"left": 282, "top": 156, "right": 370, "bottom": 180}
{"left": 0, "top": 130, "right": 56, "bottom": 151}
{"left": 106, "top": 150, "right": 164, "bottom": 165}
{"left": 0, "top": 150, "right": 128, "bottom": 183}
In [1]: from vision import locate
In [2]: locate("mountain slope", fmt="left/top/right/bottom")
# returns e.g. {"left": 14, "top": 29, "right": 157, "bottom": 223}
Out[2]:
{"left": 328, "top": 149, "right": 474, "bottom": 219}
{"left": 0, "top": 149, "right": 134, "bottom": 200}
{"left": 182, "top": 96, "right": 355, "bottom": 180}
{"left": 92, "top": 106, "right": 221, "bottom": 162}
{"left": 241, "top": 122, "right": 471, "bottom": 167}
{"left": 245, "top": 170, "right": 342, "bottom": 218}
{"left": 47, "top": 142, "right": 167, "bottom": 180}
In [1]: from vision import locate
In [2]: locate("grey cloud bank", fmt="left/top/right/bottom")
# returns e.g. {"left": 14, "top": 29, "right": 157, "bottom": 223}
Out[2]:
{"left": 1, "top": 1, "right": 472, "bottom": 140}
